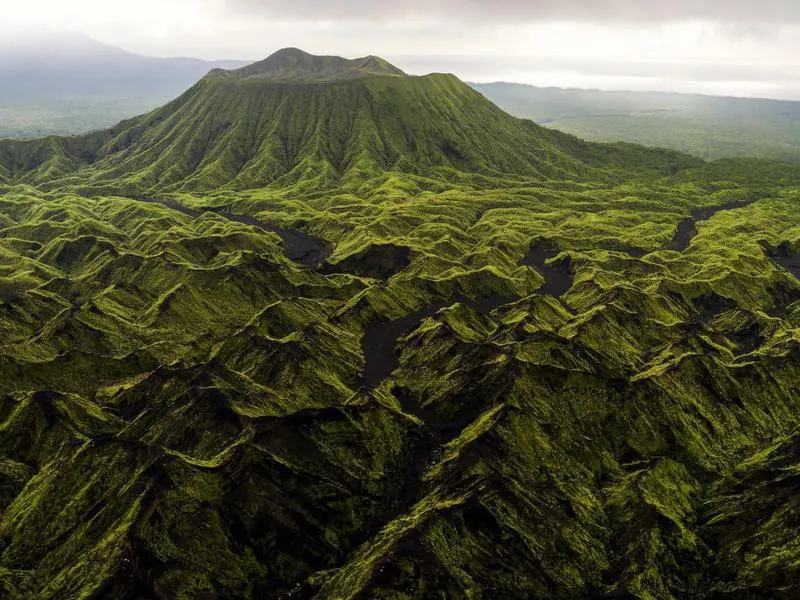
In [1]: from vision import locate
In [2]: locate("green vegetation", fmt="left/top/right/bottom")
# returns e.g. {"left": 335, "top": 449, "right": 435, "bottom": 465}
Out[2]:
{"left": 2, "top": 49, "right": 800, "bottom": 599}
{"left": 474, "top": 82, "right": 800, "bottom": 162}
{"left": 229, "top": 47, "right": 406, "bottom": 82}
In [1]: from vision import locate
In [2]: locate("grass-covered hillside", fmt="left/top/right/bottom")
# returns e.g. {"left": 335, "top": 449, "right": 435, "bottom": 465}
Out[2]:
{"left": 474, "top": 82, "right": 800, "bottom": 162}
{"left": 2, "top": 49, "right": 800, "bottom": 600}
{"left": 0, "top": 56, "right": 696, "bottom": 195}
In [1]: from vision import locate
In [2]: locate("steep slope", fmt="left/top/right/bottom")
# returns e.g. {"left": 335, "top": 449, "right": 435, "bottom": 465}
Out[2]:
{"left": 0, "top": 49, "right": 697, "bottom": 194}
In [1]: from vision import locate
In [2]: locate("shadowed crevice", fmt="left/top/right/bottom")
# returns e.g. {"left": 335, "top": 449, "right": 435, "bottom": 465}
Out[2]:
{"left": 322, "top": 244, "right": 412, "bottom": 280}
{"left": 518, "top": 239, "right": 573, "bottom": 297}
{"left": 667, "top": 200, "right": 756, "bottom": 252}
{"left": 135, "top": 198, "right": 332, "bottom": 267}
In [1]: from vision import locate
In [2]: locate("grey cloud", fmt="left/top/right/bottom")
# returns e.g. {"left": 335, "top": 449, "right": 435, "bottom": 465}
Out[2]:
{"left": 222, "top": 0, "right": 800, "bottom": 23}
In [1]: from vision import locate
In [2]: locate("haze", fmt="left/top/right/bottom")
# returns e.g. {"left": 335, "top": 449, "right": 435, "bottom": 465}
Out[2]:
{"left": 2, "top": 0, "right": 800, "bottom": 99}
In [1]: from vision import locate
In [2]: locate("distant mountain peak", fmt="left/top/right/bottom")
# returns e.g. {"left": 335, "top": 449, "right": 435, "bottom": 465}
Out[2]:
{"left": 225, "top": 48, "right": 406, "bottom": 82}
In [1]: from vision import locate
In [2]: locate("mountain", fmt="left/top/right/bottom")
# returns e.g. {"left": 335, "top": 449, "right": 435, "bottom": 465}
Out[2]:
{"left": 2, "top": 49, "right": 800, "bottom": 600}
{"left": 473, "top": 81, "right": 800, "bottom": 161}
{"left": 0, "top": 32, "right": 247, "bottom": 138}
{"left": 229, "top": 47, "right": 406, "bottom": 81}
{"left": 0, "top": 49, "right": 695, "bottom": 194}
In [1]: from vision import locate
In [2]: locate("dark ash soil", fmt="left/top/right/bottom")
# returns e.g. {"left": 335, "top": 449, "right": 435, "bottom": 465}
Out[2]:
{"left": 668, "top": 200, "right": 755, "bottom": 252}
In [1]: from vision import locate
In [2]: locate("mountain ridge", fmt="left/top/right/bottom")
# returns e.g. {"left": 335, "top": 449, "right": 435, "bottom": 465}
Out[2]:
{"left": 223, "top": 47, "right": 407, "bottom": 82}
{"left": 0, "top": 49, "right": 699, "bottom": 194}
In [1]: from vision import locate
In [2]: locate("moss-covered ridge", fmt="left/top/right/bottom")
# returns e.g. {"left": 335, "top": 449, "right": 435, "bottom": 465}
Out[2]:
{"left": 3, "top": 48, "right": 800, "bottom": 600}
{"left": 2, "top": 170, "right": 800, "bottom": 598}
{"left": 225, "top": 47, "right": 407, "bottom": 82}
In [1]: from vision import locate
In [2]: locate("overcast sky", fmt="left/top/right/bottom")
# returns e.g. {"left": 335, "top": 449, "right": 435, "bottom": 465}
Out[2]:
{"left": 2, "top": 0, "right": 800, "bottom": 98}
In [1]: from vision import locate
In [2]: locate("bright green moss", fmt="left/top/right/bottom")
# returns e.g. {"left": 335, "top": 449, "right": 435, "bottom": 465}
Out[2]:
{"left": 1, "top": 65, "right": 800, "bottom": 599}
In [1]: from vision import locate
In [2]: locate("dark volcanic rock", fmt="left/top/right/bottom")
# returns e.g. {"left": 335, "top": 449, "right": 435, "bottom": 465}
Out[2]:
{"left": 668, "top": 200, "right": 755, "bottom": 251}
{"left": 324, "top": 244, "right": 412, "bottom": 280}
{"left": 519, "top": 239, "right": 573, "bottom": 297}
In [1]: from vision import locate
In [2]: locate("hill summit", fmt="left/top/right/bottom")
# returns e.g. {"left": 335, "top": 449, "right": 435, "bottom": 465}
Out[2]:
{"left": 221, "top": 47, "right": 406, "bottom": 82}
{"left": 0, "top": 47, "right": 693, "bottom": 193}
